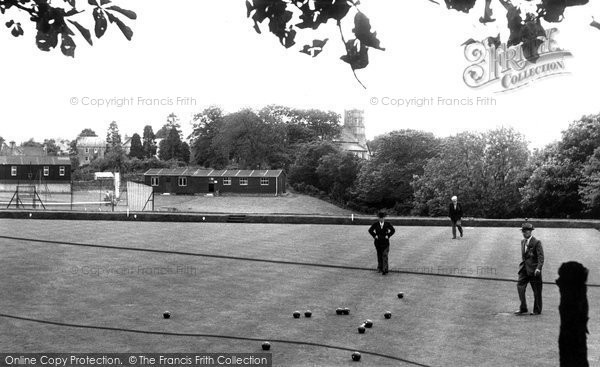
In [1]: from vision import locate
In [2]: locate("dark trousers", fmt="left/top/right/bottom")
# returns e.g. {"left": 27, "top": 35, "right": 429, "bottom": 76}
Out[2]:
{"left": 451, "top": 220, "right": 463, "bottom": 238}
{"left": 517, "top": 271, "right": 543, "bottom": 313}
{"left": 375, "top": 244, "right": 389, "bottom": 272}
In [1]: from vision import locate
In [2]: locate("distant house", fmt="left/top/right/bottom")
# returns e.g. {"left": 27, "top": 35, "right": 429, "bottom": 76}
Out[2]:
{"left": 0, "top": 156, "right": 71, "bottom": 193}
{"left": 333, "top": 109, "right": 370, "bottom": 160}
{"left": 144, "top": 168, "right": 286, "bottom": 196}
{"left": 76, "top": 136, "right": 106, "bottom": 165}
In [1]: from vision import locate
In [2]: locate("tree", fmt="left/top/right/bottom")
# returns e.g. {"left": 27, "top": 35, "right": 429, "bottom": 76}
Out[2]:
{"left": 142, "top": 125, "right": 157, "bottom": 158}
{"left": 412, "top": 132, "right": 487, "bottom": 217}
{"left": 128, "top": 133, "right": 144, "bottom": 159}
{"left": 21, "top": 138, "right": 43, "bottom": 147}
{"left": 413, "top": 128, "right": 529, "bottom": 218}
{"left": 481, "top": 127, "right": 530, "bottom": 217}
{"left": 315, "top": 150, "right": 362, "bottom": 202}
{"left": 43, "top": 139, "right": 60, "bottom": 156}
{"left": 179, "top": 142, "right": 191, "bottom": 164}
{"left": 105, "top": 121, "right": 122, "bottom": 153}
{"left": 259, "top": 105, "right": 342, "bottom": 142}
{"left": 190, "top": 106, "right": 226, "bottom": 167}
{"left": 158, "top": 126, "right": 183, "bottom": 161}
{"left": 155, "top": 113, "right": 182, "bottom": 139}
{"left": 558, "top": 114, "right": 600, "bottom": 164}
{"left": 521, "top": 114, "right": 600, "bottom": 218}
{"left": 579, "top": 147, "right": 600, "bottom": 216}
{"left": 78, "top": 128, "right": 97, "bottom": 137}
{"left": 288, "top": 140, "right": 340, "bottom": 188}
{"left": 353, "top": 130, "right": 439, "bottom": 214}
{"left": 1, "top": 0, "right": 136, "bottom": 57}
{"left": 212, "top": 109, "right": 287, "bottom": 169}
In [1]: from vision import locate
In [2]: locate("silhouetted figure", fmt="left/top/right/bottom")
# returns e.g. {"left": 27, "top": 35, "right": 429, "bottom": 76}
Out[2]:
{"left": 556, "top": 261, "right": 589, "bottom": 367}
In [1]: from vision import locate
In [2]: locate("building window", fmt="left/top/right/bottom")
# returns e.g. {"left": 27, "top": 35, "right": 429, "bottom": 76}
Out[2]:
{"left": 223, "top": 177, "right": 231, "bottom": 185}
{"left": 178, "top": 177, "right": 187, "bottom": 187}
{"left": 84, "top": 148, "right": 89, "bottom": 153}
{"left": 85, "top": 156, "right": 89, "bottom": 162}
{"left": 43, "top": 166, "right": 49, "bottom": 176}
{"left": 239, "top": 178, "right": 248, "bottom": 186}
{"left": 260, "top": 178, "right": 269, "bottom": 186}
{"left": 151, "top": 176, "right": 159, "bottom": 186}
{"left": 94, "top": 148, "right": 98, "bottom": 154}
{"left": 59, "top": 166, "right": 65, "bottom": 176}
{"left": 11, "top": 166, "right": 17, "bottom": 176}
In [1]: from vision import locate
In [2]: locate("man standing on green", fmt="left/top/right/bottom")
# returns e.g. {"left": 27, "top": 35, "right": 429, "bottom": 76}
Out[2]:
{"left": 368, "top": 212, "right": 395, "bottom": 275}
{"left": 514, "top": 222, "right": 544, "bottom": 315}
{"left": 448, "top": 195, "right": 463, "bottom": 239}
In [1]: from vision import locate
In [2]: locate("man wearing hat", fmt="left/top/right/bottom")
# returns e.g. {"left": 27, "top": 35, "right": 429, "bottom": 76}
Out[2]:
{"left": 448, "top": 196, "right": 463, "bottom": 239}
{"left": 368, "top": 212, "right": 396, "bottom": 275}
{"left": 515, "top": 221, "right": 544, "bottom": 315}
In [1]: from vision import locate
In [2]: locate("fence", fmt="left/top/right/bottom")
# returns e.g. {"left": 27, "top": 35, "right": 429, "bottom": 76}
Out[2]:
{"left": 126, "top": 181, "right": 154, "bottom": 211}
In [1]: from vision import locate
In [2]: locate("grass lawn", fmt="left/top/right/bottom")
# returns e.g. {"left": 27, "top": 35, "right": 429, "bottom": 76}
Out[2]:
{"left": 0, "top": 220, "right": 598, "bottom": 366}
{"left": 0, "top": 191, "right": 352, "bottom": 215}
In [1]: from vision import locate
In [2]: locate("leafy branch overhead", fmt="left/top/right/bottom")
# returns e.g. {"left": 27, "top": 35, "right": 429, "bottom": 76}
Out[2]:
{"left": 0, "top": 0, "right": 136, "bottom": 57}
{"left": 247, "top": 0, "right": 598, "bottom": 86}
{"left": 246, "top": 0, "right": 385, "bottom": 88}
{"left": 446, "top": 0, "right": 592, "bottom": 61}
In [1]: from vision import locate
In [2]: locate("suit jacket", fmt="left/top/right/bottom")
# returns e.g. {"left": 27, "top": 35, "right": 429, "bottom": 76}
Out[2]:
{"left": 368, "top": 221, "right": 395, "bottom": 247}
{"left": 448, "top": 203, "right": 463, "bottom": 222}
{"left": 519, "top": 236, "right": 544, "bottom": 276}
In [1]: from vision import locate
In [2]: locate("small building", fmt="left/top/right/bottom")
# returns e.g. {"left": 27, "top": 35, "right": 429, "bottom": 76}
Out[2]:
{"left": 144, "top": 168, "right": 286, "bottom": 196}
{"left": 76, "top": 136, "right": 106, "bottom": 165}
{"left": 333, "top": 109, "right": 371, "bottom": 159}
{"left": 0, "top": 156, "right": 71, "bottom": 193}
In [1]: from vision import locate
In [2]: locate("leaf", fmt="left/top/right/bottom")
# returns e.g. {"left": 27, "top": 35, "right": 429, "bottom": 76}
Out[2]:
{"left": 479, "top": 0, "right": 495, "bottom": 23}
{"left": 88, "top": 0, "right": 98, "bottom": 5}
{"left": 36, "top": 28, "right": 59, "bottom": 51}
{"left": 299, "top": 38, "right": 329, "bottom": 57}
{"left": 60, "top": 32, "right": 76, "bottom": 57}
{"left": 315, "top": 0, "right": 351, "bottom": 22}
{"left": 340, "top": 39, "right": 369, "bottom": 70}
{"left": 106, "top": 12, "right": 133, "bottom": 41}
{"left": 93, "top": 7, "right": 107, "bottom": 38}
{"left": 591, "top": 17, "right": 600, "bottom": 30}
{"left": 64, "top": 0, "right": 76, "bottom": 7}
{"left": 246, "top": 0, "right": 253, "bottom": 17}
{"left": 352, "top": 12, "right": 384, "bottom": 51}
{"left": 444, "top": 0, "right": 477, "bottom": 13}
{"left": 11, "top": 23, "right": 24, "bottom": 37}
{"left": 461, "top": 38, "right": 477, "bottom": 46}
{"left": 68, "top": 19, "right": 93, "bottom": 45}
{"left": 5, "top": 20, "right": 14, "bottom": 28}
{"left": 100, "top": 0, "right": 112, "bottom": 5}
{"left": 539, "top": 0, "right": 588, "bottom": 23}
{"left": 486, "top": 34, "right": 501, "bottom": 48}
{"left": 106, "top": 5, "right": 136, "bottom": 19}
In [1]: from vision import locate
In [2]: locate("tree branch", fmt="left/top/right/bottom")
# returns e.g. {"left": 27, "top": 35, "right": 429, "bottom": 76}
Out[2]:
{"left": 10, "top": 1, "right": 37, "bottom": 16}
{"left": 338, "top": 20, "right": 366, "bottom": 89}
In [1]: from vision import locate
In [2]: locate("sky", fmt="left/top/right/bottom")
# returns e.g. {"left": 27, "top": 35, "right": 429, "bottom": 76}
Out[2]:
{"left": 0, "top": 0, "right": 599, "bottom": 149}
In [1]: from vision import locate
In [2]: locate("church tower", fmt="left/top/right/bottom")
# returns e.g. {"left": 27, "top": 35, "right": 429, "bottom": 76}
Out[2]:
{"left": 344, "top": 109, "right": 367, "bottom": 147}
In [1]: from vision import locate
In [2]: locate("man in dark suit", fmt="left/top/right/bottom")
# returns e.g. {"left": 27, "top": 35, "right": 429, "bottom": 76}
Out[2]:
{"left": 514, "top": 222, "right": 544, "bottom": 315}
{"left": 368, "top": 212, "right": 395, "bottom": 275}
{"left": 448, "top": 196, "right": 463, "bottom": 239}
